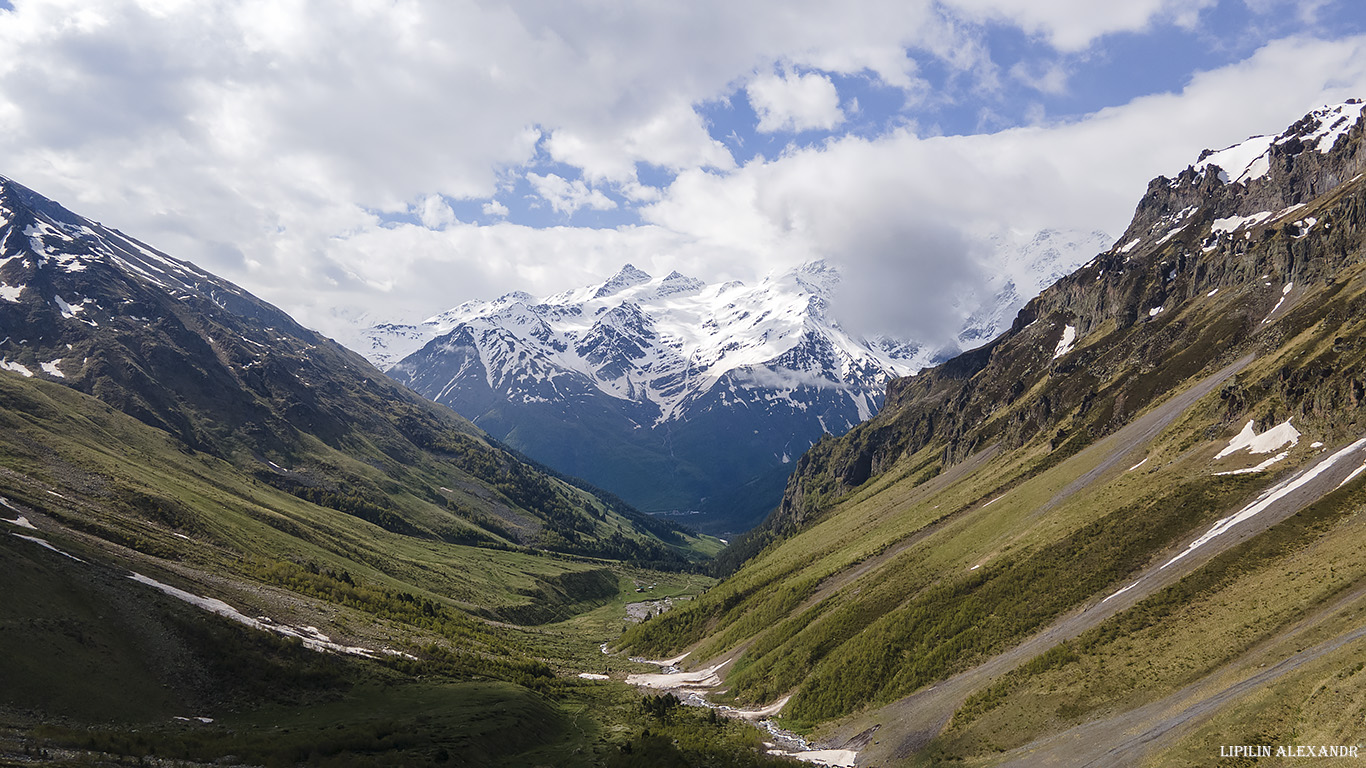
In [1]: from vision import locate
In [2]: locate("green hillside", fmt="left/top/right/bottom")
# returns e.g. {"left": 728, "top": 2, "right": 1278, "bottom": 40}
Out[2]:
{"left": 618, "top": 107, "right": 1366, "bottom": 764}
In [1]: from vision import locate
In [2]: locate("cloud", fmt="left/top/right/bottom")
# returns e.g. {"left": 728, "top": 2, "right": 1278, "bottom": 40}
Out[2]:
{"left": 0, "top": 1, "right": 1361, "bottom": 350}
{"left": 644, "top": 34, "right": 1366, "bottom": 344}
{"left": 1010, "top": 60, "right": 1070, "bottom": 96}
{"left": 942, "top": 0, "right": 1219, "bottom": 51}
{"left": 526, "top": 172, "right": 617, "bottom": 215}
{"left": 417, "top": 195, "right": 457, "bottom": 229}
{"left": 747, "top": 70, "right": 847, "bottom": 133}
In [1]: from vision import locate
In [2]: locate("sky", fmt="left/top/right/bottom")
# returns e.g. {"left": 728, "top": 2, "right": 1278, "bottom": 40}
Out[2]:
{"left": 1, "top": 0, "right": 1364, "bottom": 349}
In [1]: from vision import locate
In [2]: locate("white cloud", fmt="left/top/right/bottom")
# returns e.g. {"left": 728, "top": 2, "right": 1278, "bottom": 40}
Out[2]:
{"left": 527, "top": 172, "right": 617, "bottom": 215}
{"left": 943, "top": 0, "right": 1218, "bottom": 51}
{"left": 543, "top": 100, "right": 735, "bottom": 184}
{"left": 417, "top": 194, "right": 457, "bottom": 229}
{"left": 645, "top": 34, "right": 1366, "bottom": 343}
{"left": 0, "top": 0, "right": 1360, "bottom": 350}
{"left": 747, "top": 70, "right": 847, "bottom": 133}
{"left": 1010, "top": 60, "right": 1070, "bottom": 96}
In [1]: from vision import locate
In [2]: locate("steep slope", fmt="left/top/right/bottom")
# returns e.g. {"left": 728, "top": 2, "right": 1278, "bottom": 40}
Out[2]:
{"left": 0, "top": 176, "right": 752, "bottom": 765}
{"left": 618, "top": 101, "right": 1366, "bottom": 764}
{"left": 0, "top": 173, "right": 701, "bottom": 569}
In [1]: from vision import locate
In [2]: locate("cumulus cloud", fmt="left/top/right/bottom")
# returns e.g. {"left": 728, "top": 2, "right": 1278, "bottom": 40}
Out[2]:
{"left": 0, "top": 0, "right": 1360, "bottom": 350}
{"left": 645, "top": 34, "right": 1366, "bottom": 344}
{"left": 417, "top": 195, "right": 457, "bottom": 229}
{"left": 527, "top": 173, "right": 617, "bottom": 215}
{"left": 747, "top": 70, "right": 847, "bottom": 133}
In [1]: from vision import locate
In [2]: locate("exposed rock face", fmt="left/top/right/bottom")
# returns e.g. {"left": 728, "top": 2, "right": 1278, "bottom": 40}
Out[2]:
{"left": 774, "top": 102, "right": 1366, "bottom": 533}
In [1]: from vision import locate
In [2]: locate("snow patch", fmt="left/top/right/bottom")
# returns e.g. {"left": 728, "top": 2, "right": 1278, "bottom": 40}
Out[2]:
{"left": 1052, "top": 324, "right": 1076, "bottom": 359}
{"left": 765, "top": 748, "right": 858, "bottom": 767}
{"left": 1263, "top": 283, "right": 1293, "bottom": 323}
{"left": 128, "top": 573, "right": 382, "bottom": 658}
{"left": 0, "top": 282, "right": 22, "bottom": 303}
{"left": 0, "top": 360, "right": 33, "bottom": 377}
{"left": 1214, "top": 451, "right": 1290, "bottom": 475}
{"left": 53, "top": 294, "right": 86, "bottom": 318}
{"left": 1148, "top": 306, "right": 1163, "bottom": 317}
{"left": 1211, "top": 211, "right": 1274, "bottom": 234}
{"left": 1207, "top": 288, "right": 1219, "bottom": 297}
{"left": 1215, "top": 419, "right": 1300, "bottom": 459}
{"left": 577, "top": 673, "right": 610, "bottom": 680}
{"left": 40, "top": 359, "right": 64, "bottom": 378}
{"left": 1128, "top": 457, "right": 1149, "bottom": 472}
{"left": 1102, "top": 580, "right": 1140, "bottom": 604}
{"left": 1118, "top": 238, "right": 1142, "bottom": 254}
{"left": 626, "top": 660, "right": 729, "bottom": 691}
{"left": 3, "top": 514, "right": 37, "bottom": 529}
{"left": 1337, "top": 459, "right": 1366, "bottom": 490}
{"left": 1167, "top": 436, "right": 1366, "bottom": 569}
{"left": 730, "top": 695, "right": 790, "bottom": 720}
{"left": 12, "top": 533, "right": 84, "bottom": 561}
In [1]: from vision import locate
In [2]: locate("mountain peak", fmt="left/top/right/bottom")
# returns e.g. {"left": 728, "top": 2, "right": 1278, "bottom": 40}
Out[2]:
{"left": 594, "top": 263, "right": 653, "bottom": 298}
{"left": 1188, "top": 100, "right": 1364, "bottom": 185}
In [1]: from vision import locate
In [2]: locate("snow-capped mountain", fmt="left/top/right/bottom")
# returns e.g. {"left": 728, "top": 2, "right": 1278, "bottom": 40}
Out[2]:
{"left": 0, "top": 173, "right": 699, "bottom": 562}
{"left": 1103, "top": 100, "right": 1366, "bottom": 263}
{"left": 380, "top": 262, "right": 924, "bottom": 532}
{"left": 376, "top": 241, "right": 1106, "bottom": 532}
{"left": 955, "top": 228, "right": 1113, "bottom": 349}
{"left": 395, "top": 261, "right": 922, "bottom": 424}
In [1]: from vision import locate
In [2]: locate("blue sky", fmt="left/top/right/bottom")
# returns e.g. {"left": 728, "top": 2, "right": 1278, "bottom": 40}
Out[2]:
{"left": 0, "top": 0, "right": 1364, "bottom": 345}
{"left": 404, "top": 0, "right": 1366, "bottom": 232}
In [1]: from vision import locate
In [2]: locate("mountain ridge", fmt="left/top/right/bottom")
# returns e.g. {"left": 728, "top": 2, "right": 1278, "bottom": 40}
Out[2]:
{"left": 371, "top": 233, "right": 1107, "bottom": 533}
{"left": 617, "top": 101, "right": 1366, "bottom": 766}
{"left": 0, "top": 172, "right": 706, "bottom": 567}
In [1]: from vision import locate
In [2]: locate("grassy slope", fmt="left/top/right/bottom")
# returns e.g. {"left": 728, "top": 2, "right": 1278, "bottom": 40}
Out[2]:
{"left": 0, "top": 370, "right": 786, "bottom": 767}
{"left": 618, "top": 182, "right": 1366, "bottom": 761}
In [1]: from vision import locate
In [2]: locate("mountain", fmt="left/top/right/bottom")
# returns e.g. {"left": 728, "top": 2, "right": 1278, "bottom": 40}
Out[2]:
{"left": 0, "top": 171, "right": 719, "bottom": 587}
{"left": 0, "top": 174, "right": 753, "bottom": 764}
{"left": 619, "top": 101, "right": 1366, "bottom": 764}
{"left": 369, "top": 233, "right": 1106, "bottom": 535}
{"left": 377, "top": 262, "right": 920, "bottom": 534}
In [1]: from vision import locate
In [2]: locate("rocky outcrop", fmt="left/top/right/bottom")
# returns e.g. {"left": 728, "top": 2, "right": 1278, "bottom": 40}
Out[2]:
{"left": 770, "top": 102, "right": 1366, "bottom": 535}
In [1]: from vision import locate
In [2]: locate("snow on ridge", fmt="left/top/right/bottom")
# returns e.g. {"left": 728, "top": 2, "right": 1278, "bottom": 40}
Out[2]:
{"left": 386, "top": 262, "right": 925, "bottom": 424}
{"left": 1195, "top": 134, "right": 1276, "bottom": 184}
{"left": 1192, "top": 101, "right": 1364, "bottom": 185}
{"left": 1296, "top": 101, "right": 1366, "bottom": 153}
